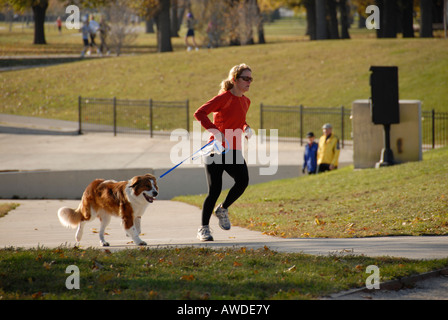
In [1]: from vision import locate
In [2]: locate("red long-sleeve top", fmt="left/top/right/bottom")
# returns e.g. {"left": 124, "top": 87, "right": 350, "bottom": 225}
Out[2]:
{"left": 194, "top": 90, "right": 250, "bottom": 150}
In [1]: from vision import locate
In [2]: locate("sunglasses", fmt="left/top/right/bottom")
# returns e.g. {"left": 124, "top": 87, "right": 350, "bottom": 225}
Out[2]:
{"left": 237, "top": 76, "right": 253, "bottom": 82}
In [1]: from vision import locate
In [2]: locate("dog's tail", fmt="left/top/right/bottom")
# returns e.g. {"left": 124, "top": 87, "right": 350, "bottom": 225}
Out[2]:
{"left": 58, "top": 205, "right": 83, "bottom": 229}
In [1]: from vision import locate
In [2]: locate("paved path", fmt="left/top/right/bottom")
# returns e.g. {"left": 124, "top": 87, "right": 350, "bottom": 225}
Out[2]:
{"left": 0, "top": 114, "right": 353, "bottom": 172}
{"left": 1, "top": 199, "right": 447, "bottom": 261}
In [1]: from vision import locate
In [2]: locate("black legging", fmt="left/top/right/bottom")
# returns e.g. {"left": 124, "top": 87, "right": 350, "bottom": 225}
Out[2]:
{"left": 202, "top": 150, "right": 249, "bottom": 226}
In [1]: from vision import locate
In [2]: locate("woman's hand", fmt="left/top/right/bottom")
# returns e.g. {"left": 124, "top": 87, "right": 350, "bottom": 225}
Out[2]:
{"left": 244, "top": 126, "right": 253, "bottom": 140}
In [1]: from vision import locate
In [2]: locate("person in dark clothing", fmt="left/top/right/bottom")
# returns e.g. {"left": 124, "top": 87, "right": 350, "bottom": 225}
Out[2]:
{"left": 303, "top": 131, "right": 318, "bottom": 174}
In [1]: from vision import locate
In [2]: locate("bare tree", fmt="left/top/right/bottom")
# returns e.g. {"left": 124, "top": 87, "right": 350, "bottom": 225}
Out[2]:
{"left": 192, "top": 0, "right": 264, "bottom": 47}
{"left": 127, "top": 0, "right": 173, "bottom": 52}
{"left": 104, "top": 0, "right": 138, "bottom": 56}
{"left": 235, "top": 0, "right": 261, "bottom": 45}
{"left": 191, "top": 0, "right": 231, "bottom": 47}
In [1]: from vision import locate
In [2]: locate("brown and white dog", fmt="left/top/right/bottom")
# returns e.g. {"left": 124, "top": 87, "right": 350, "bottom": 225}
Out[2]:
{"left": 58, "top": 174, "right": 158, "bottom": 246}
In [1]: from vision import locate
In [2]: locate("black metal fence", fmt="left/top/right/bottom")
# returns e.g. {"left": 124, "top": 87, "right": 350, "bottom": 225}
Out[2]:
{"left": 421, "top": 110, "right": 448, "bottom": 150}
{"left": 78, "top": 96, "right": 189, "bottom": 137}
{"left": 260, "top": 104, "right": 448, "bottom": 150}
{"left": 260, "top": 104, "right": 352, "bottom": 147}
{"left": 78, "top": 97, "right": 447, "bottom": 150}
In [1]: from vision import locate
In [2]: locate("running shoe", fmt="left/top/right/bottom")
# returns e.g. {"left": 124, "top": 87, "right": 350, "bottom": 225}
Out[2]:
{"left": 197, "top": 225, "right": 214, "bottom": 241}
{"left": 214, "top": 204, "right": 231, "bottom": 230}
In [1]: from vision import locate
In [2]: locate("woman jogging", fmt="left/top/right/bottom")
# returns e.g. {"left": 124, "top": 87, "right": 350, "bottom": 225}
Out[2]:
{"left": 194, "top": 63, "right": 253, "bottom": 241}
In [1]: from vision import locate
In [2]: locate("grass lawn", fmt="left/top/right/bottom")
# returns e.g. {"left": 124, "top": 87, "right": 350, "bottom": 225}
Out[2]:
{"left": 1, "top": 246, "right": 447, "bottom": 300}
{"left": 1, "top": 21, "right": 448, "bottom": 128}
{"left": 175, "top": 147, "right": 448, "bottom": 239}
{"left": 0, "top": 203, "right": 19, "bottom": 219}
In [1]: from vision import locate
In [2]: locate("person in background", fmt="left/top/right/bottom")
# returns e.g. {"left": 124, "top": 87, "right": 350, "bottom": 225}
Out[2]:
{"left": 56, "top": 16, "right": 62, "bottom": 34}
{"left": 89, "top": 16, "right": 100, "bottom": 55}
{"left": 80, "top": 20, "right": 90, "bottom": 58}
{"left": 99, "top": 16, "right": 111, "bottom": 56}
{"left": 303, "top": 131, "right": 318, "bottom": 174}
{"left": 185, "top": 12, "right": 198, "bottom": 51}
{"left": 317, "top": 123, "right": 340, "bottom": 173}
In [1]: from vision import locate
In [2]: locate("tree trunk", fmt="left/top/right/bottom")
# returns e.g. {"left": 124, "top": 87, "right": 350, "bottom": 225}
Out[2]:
{"left": 401, "top": 0, "right": 414, "bottom": 37}
{"left": 170, "top": 0, "right": 179, "bottom": 37}
{"left": 327, "top": 0, "right": 339, "bottom": 39}
{"left": 383, "top": 0, "right": 398, "bottom": 37}
{"left": 155, "top": 0, "right": 173, "bottom": 52}
{"left": 255, "top": 0, "right": 265, "bottom": 44}
{"left": 339, "top": 0, "right": 351, "bottom": 39}
{"left": 228, "top": 0, "right": 241, "bottom": 46}
{"left": 376, "top": 0, "right": 384, "bottom": 38}
{"left": 32, "top": 0, "right": 48, "bottom": 45}
{"left": 420, "top": 0, "right": 433, "bottom": 37}
{"left": 316, "top": 0, "right": 327, "bottom": 40}
{"left": 305, "top": 0, "right": 316, "bottom": 40}
{"left": 146, "top": 19, "right": 154, "bottom": 33}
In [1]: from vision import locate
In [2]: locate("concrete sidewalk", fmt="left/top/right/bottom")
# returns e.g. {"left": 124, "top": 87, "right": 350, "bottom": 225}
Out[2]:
{"left": 0, "top": 114, "right": 353, "bottom": 199}
{"left": 0, "top": 199, "right": 270, "bottom": 250}
{"left": 1, "top": 199, "right": 448, "bottom": 260}
{"left": 0, "top": 114, "right": 353, "bottom": 171}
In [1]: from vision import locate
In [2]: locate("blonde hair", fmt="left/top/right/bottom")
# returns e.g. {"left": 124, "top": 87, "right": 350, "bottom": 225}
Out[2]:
{"left": 219, "top": 63, "right": 252, "bottom": 94}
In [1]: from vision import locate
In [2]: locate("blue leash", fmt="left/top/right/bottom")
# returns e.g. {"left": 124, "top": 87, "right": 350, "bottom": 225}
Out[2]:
{"left": 159, "top": 138, "right": 229, "bottom": 179}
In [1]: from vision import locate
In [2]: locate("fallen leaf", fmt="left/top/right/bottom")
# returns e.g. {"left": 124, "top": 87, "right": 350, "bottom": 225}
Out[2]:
{"left": 92, "top": 261, "right": 104, "bottom": 271}
{"left": 32, "top": 291, "right": 43, "bottom": 299}
{"left": 180, "top": 274, "right": 195, "bottom": 281}
{"left": 43, "top": 261, "right": 55, "bottom": 270}
{"left": 111, "top": 288, "right": 122, "bottom": 295}
{"left": 201, "top": 292, "right": 211, "bottom": 300}
{"left": 99, "top": 273, "right": 115, "bottom": 283}
{"left": 285, "top": 265, "right": 296, "bottom": 272}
